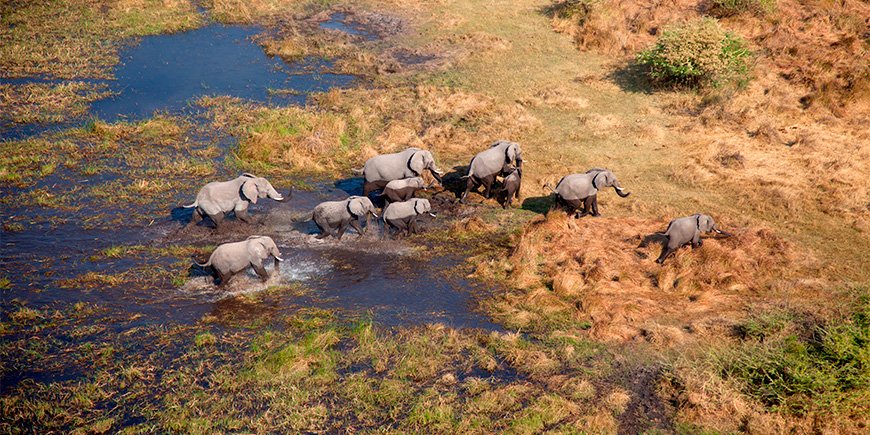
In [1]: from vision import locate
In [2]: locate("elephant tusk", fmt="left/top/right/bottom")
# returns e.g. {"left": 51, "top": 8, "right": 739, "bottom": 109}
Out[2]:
{"left": 275, "top": 256, "right": 284, "bottom": 262}
{"left": 429, "top": 212, "right": 437, "bottom": 217}
{"left": 371, "top": 212, "right": 379, "bottom": 218}
{"left": 616, "top": 187, "right": 625, "bottom": 191}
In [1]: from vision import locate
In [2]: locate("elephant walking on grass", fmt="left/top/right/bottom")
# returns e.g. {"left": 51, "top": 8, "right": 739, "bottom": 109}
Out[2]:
{"left": 655, "top": 214, "right": 730, "bottom": 264}
{"left": 461, "top": 140, "right": 522, "bottom": 203}
{"left": 184, "top": 174, "right": 286, "bottom": 229}
{"left": 300, "top": 196, "right": 379, "bottom": 239}
{"left": 382, "top": 198, "right": 435, "bottom": 238}
{"left": 498, "top": 166, "right": 522, "bottom": 209}
{"left": 194, "top": 235, "right": 283, "bottom": 286}
{"left": 356, "top": 148, "right": 443, "bottom": 196}
{"left": 380, "top": 177, "right": 433, "bottom": 204}
{"left": 551, "top": 168, "right": 630, "bottom": 217}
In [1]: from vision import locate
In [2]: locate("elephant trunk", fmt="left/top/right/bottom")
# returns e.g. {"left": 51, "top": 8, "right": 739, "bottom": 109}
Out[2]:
{"left": 268, "top": 186, "right": 284, "bottom": 201}
{"left": 429, "top": 167, "right": 444, "bottom": 183}
{"left": 713, "top": 226, "right": 732, "bottom": 237}
{"left": 613, "top": 183, "right": 631, "bottom": 198}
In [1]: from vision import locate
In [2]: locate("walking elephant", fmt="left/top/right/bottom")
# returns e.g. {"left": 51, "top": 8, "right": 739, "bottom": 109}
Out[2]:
{"left": 380, "top": 177, "right": 433, "bottom": 204}
{"left": 655, "top": 214, "right": 730, "bottom": 264}
{"left": 356, "top": 148, "right": 444, "bottom": 195}
{"left": 194, "top": 235, "right": 283, "bottom": 286}
{"left": 498, "top": 166, "right": 522, "bottom": 209}
{"left": 461, "top": 140, "right": 522, "bottom": 203}
{"left": 184, "top": 173, "right": 286, "bottom": 229}
{"left": 382, "top": 198, "right": 435, "bottom": 237}
{"left": 552, "top": 168, "right": 630, "bottom": 217}
{"left": 303, "top": 196, "right": 379, "bottom": 239}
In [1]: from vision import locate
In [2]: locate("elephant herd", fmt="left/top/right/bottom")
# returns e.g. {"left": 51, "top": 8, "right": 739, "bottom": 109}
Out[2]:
{"left": 184, "top": 141, "right": 729, "bottom": 286}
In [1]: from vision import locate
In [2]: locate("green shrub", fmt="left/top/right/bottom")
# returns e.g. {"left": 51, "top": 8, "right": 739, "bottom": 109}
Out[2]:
{"left": 721, "top": 289, "right": 870, "bottom": 415}
{"left": 709, "top": 0, "right": 775, "bottom": 18}
{"left": 551, "top": 0, "right": 599, "bottom": 25}
{"left": 637, "top": 18, "right": 751, "bottom": 89}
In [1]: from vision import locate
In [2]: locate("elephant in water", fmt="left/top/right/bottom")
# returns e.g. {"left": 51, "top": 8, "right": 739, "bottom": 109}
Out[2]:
{"left": 184, "top": 173, "right": 286, "bottom": 229}
{"left": 302, "top": 196, "right": 379, "bottom": 239}
{"left": 552, "top": 168, "right": 630, "bottom": 217}
{"left": 355, "top": 148, "right": 444, "bottom": 195}
{"left": 382, "top": 198, "right": 435, "bottom": 237}
{"left": 194, "top": 235, "right": 283, "bottom": 287}
{"left": 380, "top": 177, "right": 433, "bottom": 204}
{"left": 461, "top": 140, "right": 522, "bottom": 203}
{"left": 655, "top": 213, "right": 730, "bottom": 264}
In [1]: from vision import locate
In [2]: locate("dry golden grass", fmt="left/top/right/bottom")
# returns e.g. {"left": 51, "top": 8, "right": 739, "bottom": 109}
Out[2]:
{"left": 481, "top": 212, "right": 827, "bottom": 344}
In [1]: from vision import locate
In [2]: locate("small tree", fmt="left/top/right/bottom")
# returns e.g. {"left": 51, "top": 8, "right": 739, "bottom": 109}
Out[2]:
{"left": 637, "top": 18, "right": 751, "bottom": 89}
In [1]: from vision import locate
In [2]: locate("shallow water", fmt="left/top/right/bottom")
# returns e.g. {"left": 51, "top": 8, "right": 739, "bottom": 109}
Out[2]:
{"left": 1, "top": 21, "right": 498, "bottom": 338}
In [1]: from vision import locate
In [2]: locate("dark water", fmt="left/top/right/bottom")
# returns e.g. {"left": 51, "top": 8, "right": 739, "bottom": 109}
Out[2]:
{"left": 1, "top": 21, "right": 498, "bottom": 334}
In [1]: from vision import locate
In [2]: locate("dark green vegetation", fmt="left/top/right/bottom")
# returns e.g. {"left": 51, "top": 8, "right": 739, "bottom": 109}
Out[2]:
{"left": 636, "top": 18, "right": 751, "bottom": 89}
{"left": 708, "top": 0, "right": 776, "bottom": 17}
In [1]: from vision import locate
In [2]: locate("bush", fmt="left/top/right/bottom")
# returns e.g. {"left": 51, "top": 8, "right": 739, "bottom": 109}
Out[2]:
{"left": 709, "top": 0, "right": 775, "bottom": 18}
{"left": 637, "top": 18, "right": 751, "bottom": 89}
{"left": 550, "top": 0, "right": 599, "bottom": 25}
{"left": 721, "top": 289, "right": 870, "bottom": 415}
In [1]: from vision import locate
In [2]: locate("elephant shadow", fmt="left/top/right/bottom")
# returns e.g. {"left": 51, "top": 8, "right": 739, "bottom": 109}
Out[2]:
{"left": 334, "top": 176, "right": 364, "bottom": 197}
{"left": 170, "top": 206, "right": 195, "bottom": 225}
{"left": 636, "top": 232, "right": 668, "bottom": 260}
{"left": 519, "top": 195, "right": 553, "bottom": 215}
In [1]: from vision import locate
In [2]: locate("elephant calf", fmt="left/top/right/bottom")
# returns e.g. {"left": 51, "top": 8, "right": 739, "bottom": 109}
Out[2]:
{"left": 552, "top": 168, "right": 630, "bottom": 218}
{"left": 380, "top": 177, "right": 432, "bottom": 204}
{"left": 461, "top": 140, "right": 522, "bottom": 203}
{"left": 194, "top": 235, "right": 283, "bottom": 286}
{"left": 383, "top": 198, "right": 435, "bottom": 237}
{"left": 356, "top": 147, "right": 443, "bottom": 196}
{"left": 499, "top": 166, "right": 522, "bottom": 209}
{"left": 308, "top": 196, "right": 379, "bottom": 239}
{"left": 184, "top": 173, "right": 286, "bottom": 229}
{"left": 655, "top": 213, "right": 730, "bottom": 264}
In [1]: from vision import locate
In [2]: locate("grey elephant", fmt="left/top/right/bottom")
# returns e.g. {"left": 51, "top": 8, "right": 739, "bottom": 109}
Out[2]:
{"left": 355, "top": 148, "right": 444, "bottom": 195}
{"left": 551, "top": 168, "right": 630, "bottom": 217}
{"left": 194, "top": 235, "right": 283, "bottom": 286}
{"left": 183, "top": 173, "right": 286, "bottom": 229}
{"left": 303, "top": 196, "right": 379, "bottom": 239}
{"left": 380, "top": 177, "right": 433, "bottom": 204}
{"left": 498, "top": 166, "right": 522, "bottom": 209}
{"left": 461, "top": 140, "right": 522, "bottom": 203}
{"left": 382, "top": 198, "right": 435, "bottom": 237}
{"left": 655, "top": 214, "right": 730, "bottom": 264}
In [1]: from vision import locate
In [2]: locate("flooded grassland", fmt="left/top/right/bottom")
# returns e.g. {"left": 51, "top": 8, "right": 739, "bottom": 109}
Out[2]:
{"left": 2, "top": 0, "right": 869, "bottom": 433}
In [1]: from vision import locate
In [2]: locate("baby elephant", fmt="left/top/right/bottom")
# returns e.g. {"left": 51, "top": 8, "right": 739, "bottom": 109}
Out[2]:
{"left": 310, "top": 196, "right": 379, "bottom": 239}
{"left": 499, "top": 166, "right": 522, "bottom": 209}
{"left": 383, "top": 198, "right": 435, "bottom": 237}
{"left": 655, "top": 214, "right": 730, "bottom": 264}
{"left": 184, "top": 173, "right": 286, "bottom": 229}
{"left": 552, "top": 168, "right": 630, "bottom": 218}
{"left": 380, "top": 177, "right": 433, "bottom": 204}
{"left": 194, "top": 235, "right": 283, "bottom": 286}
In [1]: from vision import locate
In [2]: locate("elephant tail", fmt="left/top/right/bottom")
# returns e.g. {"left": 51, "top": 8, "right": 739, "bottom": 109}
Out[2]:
{"left": 351, "top": 167, "right": 364, "bottom": 175}
{"left": 542, "top": 183, "right": 555, "bottom": 193}
{"left": 192, "top": 254, "right": 212, "bottom": 268}
{"left": 291, "top": 211, "right": 314, "bottom": 223}
{"left": 182, "top": 201, "right": 198, "bottom": 208}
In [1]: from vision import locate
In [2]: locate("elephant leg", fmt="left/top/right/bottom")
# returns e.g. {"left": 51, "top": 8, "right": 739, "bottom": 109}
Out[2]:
{"left": 410, "top": 217, "right": 420, "bottom": 234}
{"left": 655, "top": 246, "right": 675, "bottom": 264}
{"left": 460, "top": 177, "right": 478, "bottom": 203}
{"left": 209, "top": 212, "right": 225, "bottom": 229}
{"left": 236, "top": 208, "right": 255, "bottom": 224}
{"left": 217, "top": 270, "right": 233, "bottom": 287}
{"left": 189, "top": 207, "right": 204, "bottom": 227}
{"left": 349, "top": 219, "right": 364, "bottom": 236}
{"left": 482, "top": 175, "right": 496, "bottom": 199}
{"left": 692, "top": 233, "right": 703, "bottom": 249}
{"left": 336, "top": 221, "right": 349, "bottom": 240}
{"left": 251, "top": 262, "right": 269, "bottom": 282}
{"left": 590, "top": 195, "right": 600, "bottom": 217}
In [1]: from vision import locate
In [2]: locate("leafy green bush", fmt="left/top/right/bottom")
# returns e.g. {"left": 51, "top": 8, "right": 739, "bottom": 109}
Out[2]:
{"left": 709, "top": 0, "right": 775, "bottom": 18}
{"left": 637, "top": 18, "right": 751, "bottom": 89}
{"left": 721, "top": 289, "right": 870, "bottom": 415}
{"left": 551, "top": 0, "right": 599, "bottom": 25}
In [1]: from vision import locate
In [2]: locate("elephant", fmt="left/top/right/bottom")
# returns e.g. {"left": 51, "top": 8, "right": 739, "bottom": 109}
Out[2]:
{"left": 551, "top": 168, "right": 630, "bottom": 217}
{"left": 461, "top": 140, "right": 522, "bottom": 203}
{"left": 194, "top": 235, "right": 283, "bottom": 286}
{"left": 355, "top": 148, "right": 444, "bottom": 195}
{"left": 655, "top": 214, "right": 730, "bottom": 264}
{"left": 498, "top": 166, "right": 522, "bottom": 209}
{"left": 305, "top": 196, "right": 379, "bottom": 239}
{"left": 382, "top": 198, "right": 435, "bottom": 237}
{"left": 379, "top": 177, "right": 433, "bottom": 204}
{"left": 183, "top": 173, "right": 286, "bottom": 229}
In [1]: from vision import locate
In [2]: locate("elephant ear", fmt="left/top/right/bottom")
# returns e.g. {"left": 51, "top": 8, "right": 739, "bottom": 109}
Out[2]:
{"left": 702, "top": 215, "right": 715, "bottom": 232}
{"left": 409, "top": 151, "right": 425, "bottom": 174}
{"left": 348, "top": 197, "right": 365, "bottom": 216}
{"left": 242, "top": 180, "right": 258, "bottom": 204}
{"left": 602, "top": 171, "right": 616, "bottom": 187}
{"left": 247, "top": 237, "right": 268, "bottom": 260}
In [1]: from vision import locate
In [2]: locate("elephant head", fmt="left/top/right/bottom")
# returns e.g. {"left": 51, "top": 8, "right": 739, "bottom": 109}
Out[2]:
{"left": 590, "top": 169, "right": 631, "bottom": 198}
{"left": 503, "top": 141, "right": 522, "bottom": 166}
{"left": 241, "top": 174, "right": 285, "bottom": 204}
{"left": 348, "top": 196, "right": 379, "bottom": 218}
{"left": 247, "top": 235, "right": 284, "bottom": 262}
{"left": 697, "top": 214, "right": 728, "bottom": 235}
{"left": 409, "top": 150, "right": 444, "bottom": 183}
{"left": 413, "top": 198, "right": 436, "bottom": 217}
